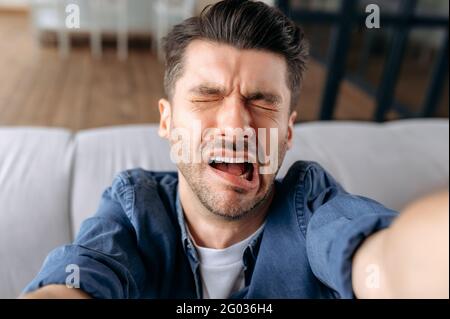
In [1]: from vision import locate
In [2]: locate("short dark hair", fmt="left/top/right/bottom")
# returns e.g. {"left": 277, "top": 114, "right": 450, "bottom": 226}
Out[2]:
{"left": 162, "top": 0, "right": 309, "bottom": 109}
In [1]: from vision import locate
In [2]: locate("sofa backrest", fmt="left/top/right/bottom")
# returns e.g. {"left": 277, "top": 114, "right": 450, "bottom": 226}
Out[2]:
{"left": 280, "top": 119, "right": 449, "bottom": 212}
{"left": 71, "top": 125, "right": 176, "bottom": 235}
{"left": 0, "top": 127, "right": 74, "bottom": 298}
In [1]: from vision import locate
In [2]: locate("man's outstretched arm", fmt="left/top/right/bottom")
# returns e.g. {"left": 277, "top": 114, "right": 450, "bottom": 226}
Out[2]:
{"left": 352, "top": 190, "right": 449, "bottom": 298}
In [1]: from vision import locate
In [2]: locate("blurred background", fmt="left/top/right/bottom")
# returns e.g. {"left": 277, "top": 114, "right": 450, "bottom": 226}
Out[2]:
{"left": 0, "top": 0, "right": 448, "bottom": 129}
{"left": 0, "top": 1, "right": 448, "bottom": 298}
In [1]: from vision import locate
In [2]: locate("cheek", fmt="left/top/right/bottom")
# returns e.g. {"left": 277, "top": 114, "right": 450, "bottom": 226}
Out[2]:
{"left": 171, "top": 104, "right": 193, "bottom": 127}
{"left": 254, "top": 121, "right": 289, "bottom": 151}
{"left": 170, "top": 106, "right": 213, "bottom": 158}
{"left": 250, "top": 106, "right": 289, "bottom": 128}
{"left": 172, "top": 100, "right": 216, "bottom": 127}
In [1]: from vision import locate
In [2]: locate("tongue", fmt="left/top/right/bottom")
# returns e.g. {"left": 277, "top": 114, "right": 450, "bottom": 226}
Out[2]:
{"left": 214, "top": 163, "right": 245, "bottom": 176}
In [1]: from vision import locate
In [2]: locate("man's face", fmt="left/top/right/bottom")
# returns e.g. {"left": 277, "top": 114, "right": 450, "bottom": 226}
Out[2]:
{"left": 159, "top": 40, "right": 296, "bottom": 220}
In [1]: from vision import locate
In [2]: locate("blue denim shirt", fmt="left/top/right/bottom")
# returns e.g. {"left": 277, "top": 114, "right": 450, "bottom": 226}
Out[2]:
{"left": 23, "top": 161, "right": 398, "bottom": 298}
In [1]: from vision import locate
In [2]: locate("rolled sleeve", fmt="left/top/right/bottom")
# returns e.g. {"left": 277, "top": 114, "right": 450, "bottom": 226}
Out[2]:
{"left": 301, "top": 163, "right": 399, "bottom": 298}
{"left": 23, "top": 245, "right": 131, "bottom": 298}
{"left": 306, "top": 194, "right": 398, "bottom": 298}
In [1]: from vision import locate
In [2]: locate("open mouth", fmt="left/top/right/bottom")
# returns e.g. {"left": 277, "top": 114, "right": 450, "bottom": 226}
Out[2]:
{"left": 208, "top": 157, "right": 254, "bottom": 181}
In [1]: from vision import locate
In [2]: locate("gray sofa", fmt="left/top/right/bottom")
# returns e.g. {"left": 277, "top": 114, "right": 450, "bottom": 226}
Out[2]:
{"left": 0, "top": 119, "right": 448, "bottom": 298}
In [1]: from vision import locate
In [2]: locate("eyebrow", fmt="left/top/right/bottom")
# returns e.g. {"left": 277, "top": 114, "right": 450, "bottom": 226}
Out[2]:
{"left": 188, "top": 84, "right": 226, "bottom": 96}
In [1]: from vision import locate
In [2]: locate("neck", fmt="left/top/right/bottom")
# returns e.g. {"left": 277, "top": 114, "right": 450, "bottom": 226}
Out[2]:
{"left": 178, "top": 174, "right": 273, "bottom": 249}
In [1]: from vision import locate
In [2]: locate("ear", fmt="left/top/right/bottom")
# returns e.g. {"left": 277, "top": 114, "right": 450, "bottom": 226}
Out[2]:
{"left": 286, "top": 111, "right": 297, "bottom": 150}
{"left": 158, "top": 98, "right": 172, "bottom": 139}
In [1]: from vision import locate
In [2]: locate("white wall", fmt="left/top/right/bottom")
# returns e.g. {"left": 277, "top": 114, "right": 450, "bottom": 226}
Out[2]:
{"left": 0, "top": 0, "right": 29, "bottom": 9}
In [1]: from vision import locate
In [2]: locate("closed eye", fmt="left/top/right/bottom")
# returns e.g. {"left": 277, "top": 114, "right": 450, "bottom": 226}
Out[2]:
{"left": 248, "top": 100, "right": 278, "bottom": 111}
{"left": 245, "top": 92, "right": 281, "bottom": 111}
{"left": 191, "top": 98, "right": 222, "bottom": 103}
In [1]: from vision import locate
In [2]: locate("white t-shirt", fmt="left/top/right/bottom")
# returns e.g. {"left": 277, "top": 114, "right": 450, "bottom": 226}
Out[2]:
{"left": 188, "top": 223, "right": 265, "bottom": 299}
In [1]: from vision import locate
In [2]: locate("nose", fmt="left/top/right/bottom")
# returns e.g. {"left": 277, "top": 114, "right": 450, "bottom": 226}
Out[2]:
{"left": 216, "top": 95, "right": 252, "bottom": 130}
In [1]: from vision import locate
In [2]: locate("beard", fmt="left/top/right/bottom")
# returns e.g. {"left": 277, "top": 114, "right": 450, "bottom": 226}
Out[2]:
{"left": 175, "top": 138, "right": 289, "bottom": 220}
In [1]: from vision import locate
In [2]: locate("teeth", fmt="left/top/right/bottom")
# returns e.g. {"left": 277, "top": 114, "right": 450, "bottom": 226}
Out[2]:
{"left": 209, "top": 156, "right": 246, "bottom": 164}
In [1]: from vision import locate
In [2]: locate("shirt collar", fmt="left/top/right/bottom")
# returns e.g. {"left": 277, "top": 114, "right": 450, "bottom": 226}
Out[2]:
{"left": 175, "top": 189, "right": 199, "bottom": 261}
{"left": 175, "top": 187, "right": 264, "bottom": 265}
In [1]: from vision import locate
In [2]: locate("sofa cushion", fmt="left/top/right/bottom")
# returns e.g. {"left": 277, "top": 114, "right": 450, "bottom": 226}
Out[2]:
{"left": 0, "top": 127, "right": 74, "bottom": 298}
{"left": 71, "top": 125, "right": 176, "bottom": 235}
{"left": 281, "top": 119, "right": 449, "bottom": 211}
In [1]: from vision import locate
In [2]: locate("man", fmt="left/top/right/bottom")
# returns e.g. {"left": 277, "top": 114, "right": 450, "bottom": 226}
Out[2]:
{"left": 22, "top": 0, "right": 448, "bottom": 299}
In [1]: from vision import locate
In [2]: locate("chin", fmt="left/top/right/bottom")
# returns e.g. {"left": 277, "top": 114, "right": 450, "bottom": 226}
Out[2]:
{"left": 202, "top": 182, "right": 269, "bottom": 219}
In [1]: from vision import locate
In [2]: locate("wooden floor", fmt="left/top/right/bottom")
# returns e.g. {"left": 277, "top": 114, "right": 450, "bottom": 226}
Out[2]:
{"left": 1, "top": 12, "right": 441, "bottom": 131}
{"left": 0, "top": 13, "right": 166, "bottom": 131}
